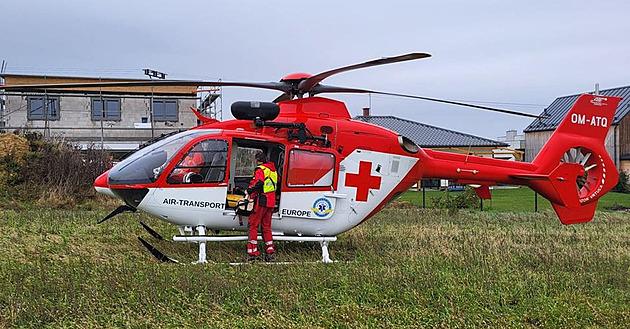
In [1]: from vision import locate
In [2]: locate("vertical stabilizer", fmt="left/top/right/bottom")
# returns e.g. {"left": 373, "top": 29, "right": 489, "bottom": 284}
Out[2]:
{"left": 529, "top": 94, "right": 620, "bottom": 224}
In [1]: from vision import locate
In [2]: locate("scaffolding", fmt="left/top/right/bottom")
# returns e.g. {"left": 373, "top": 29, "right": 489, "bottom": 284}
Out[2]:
{"left": 0, "top": 61, "right": 5, "bottom": 130}
{"left": 197, "top": 86, "right": 222, "bottom": 120}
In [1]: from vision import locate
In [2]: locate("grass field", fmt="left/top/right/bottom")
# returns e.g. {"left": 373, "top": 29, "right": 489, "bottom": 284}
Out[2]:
{"left": 398, "top": 187, "right": 630, "bottom": 212}
{"left": 1, "top": 196, "right": 629, "bottom": 327}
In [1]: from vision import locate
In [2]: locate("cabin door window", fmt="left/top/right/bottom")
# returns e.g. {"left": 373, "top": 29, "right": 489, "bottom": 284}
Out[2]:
{"left": 286, "top": 149, "right": 335, "bottom": 187}
{"left": 228, "top": 139, "right": 285, "bottom": 209}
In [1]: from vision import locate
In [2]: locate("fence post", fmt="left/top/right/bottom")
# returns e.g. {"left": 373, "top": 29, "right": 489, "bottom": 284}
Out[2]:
{"left": 422, "top": 186, "right": 426, "bottom": 208}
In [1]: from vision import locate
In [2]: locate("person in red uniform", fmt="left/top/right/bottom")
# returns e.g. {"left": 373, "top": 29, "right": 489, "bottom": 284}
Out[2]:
{"left": 246, "top": 151, "right": 277, "bottom": 262}
{"left": 169, "top": 151, "right": 205, "bottom": 184}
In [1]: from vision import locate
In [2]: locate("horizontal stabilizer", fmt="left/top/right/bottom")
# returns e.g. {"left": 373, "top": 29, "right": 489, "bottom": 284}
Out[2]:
{"left": 547, "top": 162, "right": 583, "bottom": 208}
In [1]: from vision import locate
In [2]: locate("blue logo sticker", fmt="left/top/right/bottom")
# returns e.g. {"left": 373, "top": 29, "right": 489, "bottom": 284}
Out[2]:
{"left": 311, "top": 198, "right": 333, "bottom": 218}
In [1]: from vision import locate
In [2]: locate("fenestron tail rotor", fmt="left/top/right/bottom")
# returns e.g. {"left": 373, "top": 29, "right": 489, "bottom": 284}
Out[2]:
{"left": 0, "top": 52, "right": 541, "bottom": 119}
{"left": 560, "top": 147, "right": 599, "bottom": 194}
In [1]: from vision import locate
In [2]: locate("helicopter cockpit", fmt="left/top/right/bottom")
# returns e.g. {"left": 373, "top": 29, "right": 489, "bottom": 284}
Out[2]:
{"left": 107, "top": 129, "right": 220, "bottom": 186}
{"left": 107, "top": 127, "right": 288, "bottom": 211}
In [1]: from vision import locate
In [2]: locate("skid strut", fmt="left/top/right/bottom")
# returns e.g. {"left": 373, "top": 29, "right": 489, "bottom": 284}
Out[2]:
{"left": 173, "top": 235, "right": 337, "bottom": 263}
{"left": 196, "top": 226, "right": 208, "bottom": 263}
{"left": 320, "top": 241, "right": 332, "bottom": 263}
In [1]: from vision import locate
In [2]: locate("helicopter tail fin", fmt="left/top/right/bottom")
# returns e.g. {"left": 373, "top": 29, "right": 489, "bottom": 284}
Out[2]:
{"left": 524, "top": 94, "right": 621, "bottom": 224}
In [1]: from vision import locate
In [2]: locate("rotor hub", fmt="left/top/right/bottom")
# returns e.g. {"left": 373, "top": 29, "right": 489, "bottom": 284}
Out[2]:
{"left": 280, "top": 72, "right": 312, "bottom": 81}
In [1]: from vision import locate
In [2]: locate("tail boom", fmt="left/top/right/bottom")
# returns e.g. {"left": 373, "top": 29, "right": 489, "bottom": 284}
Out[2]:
{"left": 417, "top": 94, "right": 621, "bottom": 224}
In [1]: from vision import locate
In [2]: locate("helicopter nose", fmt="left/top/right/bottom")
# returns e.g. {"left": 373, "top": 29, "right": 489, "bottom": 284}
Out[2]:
{"left": 94, "top": 170, "right": 116, "bottom": 197}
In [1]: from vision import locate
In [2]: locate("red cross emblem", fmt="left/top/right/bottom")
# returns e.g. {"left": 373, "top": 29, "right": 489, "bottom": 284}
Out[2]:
{"left": 345, "top": 161, "right": 381, "bottom": 202}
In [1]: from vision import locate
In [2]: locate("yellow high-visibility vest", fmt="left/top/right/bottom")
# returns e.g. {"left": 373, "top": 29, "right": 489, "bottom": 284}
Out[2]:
{"left": 257, "top": 164, "right": 277, "bottom": 193}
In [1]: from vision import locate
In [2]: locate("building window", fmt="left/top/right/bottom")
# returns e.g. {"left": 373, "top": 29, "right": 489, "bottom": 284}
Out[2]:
{"left": 27, "top": 96, "right": 59, "bottom": 120}
{"left": 92, "top": 98, "right": 121, "bottom": 121}
{"left": 167, "top": 139, "right": 229, "bottom": 184}
{"left": 287, "top": 149, "right": 335, "bottom": 187}
{"left": 152, "top": 99, "right": 178, "bottom": 121}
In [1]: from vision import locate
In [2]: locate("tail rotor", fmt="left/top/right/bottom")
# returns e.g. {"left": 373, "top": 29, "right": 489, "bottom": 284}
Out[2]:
{"left": 560, "top": 146, "right": 604, "bottom": 198}
{"left": 528, "top": 94, "right": 621, "bottom": 224}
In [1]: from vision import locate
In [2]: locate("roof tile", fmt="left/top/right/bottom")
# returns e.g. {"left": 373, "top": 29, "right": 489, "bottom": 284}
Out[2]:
{"left": 525, "top": 85, "right": 630, "bottom": 132}
{"left": 354, "top": 115, "right": 507, "bottom": 147}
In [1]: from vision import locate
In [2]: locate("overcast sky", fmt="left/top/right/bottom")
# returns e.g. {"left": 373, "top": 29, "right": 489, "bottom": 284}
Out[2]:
{"left": 2, "top": 0, "right": 629, "bottom": 140}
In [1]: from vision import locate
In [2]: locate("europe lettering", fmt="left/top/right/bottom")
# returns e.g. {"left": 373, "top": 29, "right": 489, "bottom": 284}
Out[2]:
{"left": 162, "top": 198, "right": 224, "bottom": 209}
{"left": 281, "top": 208, "right": 312, "bottom": 217}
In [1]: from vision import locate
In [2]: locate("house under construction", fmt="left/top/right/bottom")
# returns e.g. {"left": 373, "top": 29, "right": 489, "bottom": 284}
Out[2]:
{"left": 0, "top": 74, "right": 221, "bottom": 155}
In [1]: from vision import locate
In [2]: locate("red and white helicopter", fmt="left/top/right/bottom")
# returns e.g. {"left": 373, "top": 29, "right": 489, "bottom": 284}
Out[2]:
{"left": 2, "top": 53, "right": 621, "bottom": 263}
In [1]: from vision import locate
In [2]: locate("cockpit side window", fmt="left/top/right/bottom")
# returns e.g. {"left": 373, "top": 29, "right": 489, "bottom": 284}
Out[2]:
{"left": 107, "top": 130, "right": 211, "bottom": 185}
{"left": 166, "top": 139, "right": 229, "bottom": 184}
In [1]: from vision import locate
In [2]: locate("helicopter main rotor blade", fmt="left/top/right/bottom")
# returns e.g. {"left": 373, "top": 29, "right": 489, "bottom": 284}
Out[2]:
{"left": 138, "top": 237, "right": 179, "bottom": 263}
{"left": 273, "top": 93, "right": 292, "bottom": 103}
{"left": 310, "top": 84, "right": 543, "bottom": 119}
{"left": 98, "top": 204, "right": 136, "bottom": 224}
{"left": 140, "top": 221, "right": 165, "bottom": 240}
{"left": 0, "top": 80, "right": 292, "bottom": 93}
{"left": 297, "top": 52, "right": 431, "bottom": 93}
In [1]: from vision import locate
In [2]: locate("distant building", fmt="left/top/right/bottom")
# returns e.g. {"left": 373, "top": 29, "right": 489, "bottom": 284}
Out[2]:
{"left": 0, "top": 74, "right": 217, "bottom": 154}
{"left": 524, "top": 85, "right": 630, "bottom": 176}
{"left": 496, "top": 129, "right": 525, "bottom": 161}
{"left": 355, "top": 111, "right": 515, "bottom": 189}
{"left": 354, "top": 112, "right": 509, "bottom": 157}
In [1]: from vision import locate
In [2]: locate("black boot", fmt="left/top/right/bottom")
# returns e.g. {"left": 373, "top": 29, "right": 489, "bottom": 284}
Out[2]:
{"left": 245, "top": 255, "right": 259, "bottom": 263}
{"left": 264, "top": 252, "right": 275, "bottom": 262}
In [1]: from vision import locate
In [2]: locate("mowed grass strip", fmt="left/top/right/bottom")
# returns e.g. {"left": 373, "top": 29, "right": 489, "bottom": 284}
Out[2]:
{"left": 0, "top": 207, "right": 629, "bottom": 328}
{"left": 398, "top": 187, "right": 630, "bottom": 212}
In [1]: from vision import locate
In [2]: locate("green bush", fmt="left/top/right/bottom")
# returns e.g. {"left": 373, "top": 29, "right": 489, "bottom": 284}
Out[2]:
{"left": 0, "top": 153, "right": 22, "bottom": 186}
{"left": 431, "top": 186, "right": 480, "bottom": 210}
{"left": 613, "top": 170, "right": 629, "bottom": 193}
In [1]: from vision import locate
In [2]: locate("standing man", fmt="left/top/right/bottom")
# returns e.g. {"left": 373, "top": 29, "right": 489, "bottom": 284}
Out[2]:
{"left": 246, "top": 151, "right": 277, "bottom": 262}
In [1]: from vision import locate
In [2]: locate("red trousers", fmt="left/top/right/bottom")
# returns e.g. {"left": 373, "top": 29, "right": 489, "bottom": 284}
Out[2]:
{"left": 247, "top": 205, "right": 275, "bottom": 256}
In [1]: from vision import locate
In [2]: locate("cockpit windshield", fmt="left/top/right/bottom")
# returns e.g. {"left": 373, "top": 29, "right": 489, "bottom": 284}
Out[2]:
{"left": 108, "top": 129, "right": 221, "bottom": 185}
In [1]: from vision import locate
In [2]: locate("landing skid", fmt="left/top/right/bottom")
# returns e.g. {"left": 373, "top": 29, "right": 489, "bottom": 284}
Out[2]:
{"left": 137, "top": 223, "right": 337, "bottom": 264}
{"left": 173, "top": 231, "right": 337, "bottom": 264}
{"left": 226, "top": 261, "right": 339, "bottom": 266}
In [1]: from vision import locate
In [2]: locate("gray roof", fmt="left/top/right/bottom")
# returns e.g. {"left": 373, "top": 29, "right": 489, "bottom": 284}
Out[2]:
{"left": 354, "top": 115, "right": 508, "bottom": 148}
{"left": 525, "top": 85, "right": 630, "bottom": 132}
